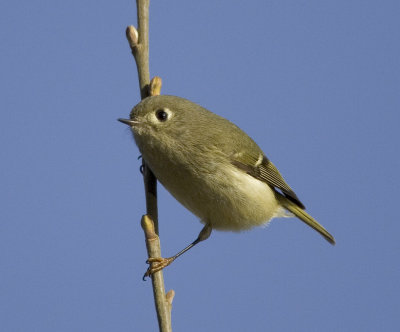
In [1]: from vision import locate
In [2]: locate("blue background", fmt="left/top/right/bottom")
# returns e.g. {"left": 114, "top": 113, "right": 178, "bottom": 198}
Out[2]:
{"left": 1, "top": 1, "right": 399, "bottom": 331}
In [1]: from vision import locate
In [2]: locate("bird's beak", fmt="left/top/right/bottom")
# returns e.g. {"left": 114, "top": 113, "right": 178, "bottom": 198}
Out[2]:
{"left": 118, "top": 118, "right": 136, "bottom": 126}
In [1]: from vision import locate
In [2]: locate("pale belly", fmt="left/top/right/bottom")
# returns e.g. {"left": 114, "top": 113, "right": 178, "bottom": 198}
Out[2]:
{"left": 146, "top": 155, "right": 282, "bottom": 231}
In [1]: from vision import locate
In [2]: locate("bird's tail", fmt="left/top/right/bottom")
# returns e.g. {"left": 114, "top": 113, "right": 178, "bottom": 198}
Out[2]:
{"left": 275, "top": 193, "right": 335, "bottom": 245}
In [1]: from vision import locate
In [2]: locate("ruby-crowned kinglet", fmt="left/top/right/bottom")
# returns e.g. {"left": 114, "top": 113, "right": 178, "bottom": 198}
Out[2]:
{"left": 119, "top": 95, "right": 334, "bottom": 275}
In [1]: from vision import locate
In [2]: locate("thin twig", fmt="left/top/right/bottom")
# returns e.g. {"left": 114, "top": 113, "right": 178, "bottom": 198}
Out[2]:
{"left": 141, "top": 215, "right": 172, "bottom": 332}
{"left": 126, "top": 1, "right": 173, "bottom": 331}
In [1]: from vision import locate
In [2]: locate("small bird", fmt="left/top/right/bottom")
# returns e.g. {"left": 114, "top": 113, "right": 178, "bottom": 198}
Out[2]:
{"left": 119, "top": 95, "right": 335, "bottom": 276}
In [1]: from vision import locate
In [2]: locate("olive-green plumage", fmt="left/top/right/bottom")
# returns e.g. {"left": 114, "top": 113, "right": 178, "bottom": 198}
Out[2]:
{"left": 122, "top": 95, "right": 335, "bottom": 245}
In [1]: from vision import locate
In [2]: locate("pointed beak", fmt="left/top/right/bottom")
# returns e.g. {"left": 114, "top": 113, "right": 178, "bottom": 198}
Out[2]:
{"left": 118, "top": 118, "right": 136, "bottom": 126}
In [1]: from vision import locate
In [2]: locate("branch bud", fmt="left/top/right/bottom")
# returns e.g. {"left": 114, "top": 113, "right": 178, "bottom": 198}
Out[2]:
{"left": 149, "top": 76, "right": 162, "bottom": 96}
{"left": 166, "top": 290, "right": 175, "bottom": 307}
{"left": 126, "top": 25, "right": 139, "bottom": 48}
{"left": 141, "top": 215, "right": 157, "bottom": 240}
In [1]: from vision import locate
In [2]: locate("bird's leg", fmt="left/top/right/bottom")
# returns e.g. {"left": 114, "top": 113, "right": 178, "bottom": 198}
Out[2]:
{"left": 143, "top": 223, "right": 212, "bottom": 279}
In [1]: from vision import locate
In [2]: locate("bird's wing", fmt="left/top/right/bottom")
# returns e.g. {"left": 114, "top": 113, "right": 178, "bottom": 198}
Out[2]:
{"left": 231, "top": 152, "right": 305, "bottom": 209}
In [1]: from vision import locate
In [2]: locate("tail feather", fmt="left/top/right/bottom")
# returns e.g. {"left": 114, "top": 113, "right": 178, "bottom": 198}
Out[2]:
{"left": 275, "top": 193, "right": 335, "bottom": 245}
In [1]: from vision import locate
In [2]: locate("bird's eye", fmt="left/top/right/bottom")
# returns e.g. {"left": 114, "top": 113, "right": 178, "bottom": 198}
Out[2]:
{"left": 155, "top": 109, "right": 168, "bottom": 122}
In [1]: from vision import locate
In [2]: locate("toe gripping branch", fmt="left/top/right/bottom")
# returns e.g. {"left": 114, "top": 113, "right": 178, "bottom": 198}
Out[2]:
{"left": 142, "top": 221, "right": 213, "bottom": 280}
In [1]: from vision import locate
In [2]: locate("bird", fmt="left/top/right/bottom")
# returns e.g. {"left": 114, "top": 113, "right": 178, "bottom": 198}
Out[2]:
{"left": 119, "top": 95, "right": 335, "bottom": 277}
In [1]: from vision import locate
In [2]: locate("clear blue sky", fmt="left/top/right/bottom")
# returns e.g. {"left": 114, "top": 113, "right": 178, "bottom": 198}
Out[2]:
{"left": 1, "top": 1, "right": 399, "bottom": 331}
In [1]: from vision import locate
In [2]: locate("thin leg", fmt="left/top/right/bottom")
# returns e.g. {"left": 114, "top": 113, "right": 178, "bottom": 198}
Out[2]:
{"left": 143, "top": 224, "right": 212, "bottom": 279}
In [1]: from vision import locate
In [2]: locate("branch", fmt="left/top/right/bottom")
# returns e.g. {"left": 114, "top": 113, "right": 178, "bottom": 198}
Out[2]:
{"left": 141, "top": 215, "right": 173, "bottom": 332}
{"left": 126, "top": 1, "right": 173, "bottom": 331}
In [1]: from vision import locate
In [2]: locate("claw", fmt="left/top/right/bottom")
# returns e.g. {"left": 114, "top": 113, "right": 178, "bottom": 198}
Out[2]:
{"left": 143, "top": 257, "right": 175, "bottom": 280}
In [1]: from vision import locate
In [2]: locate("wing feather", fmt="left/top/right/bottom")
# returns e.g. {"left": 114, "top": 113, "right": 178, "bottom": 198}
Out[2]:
{"left": 231, "top": 153, "right": 305, "bottom": 209}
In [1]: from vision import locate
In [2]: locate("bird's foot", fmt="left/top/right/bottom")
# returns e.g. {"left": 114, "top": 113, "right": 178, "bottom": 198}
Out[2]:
{"left": 143, "top": 257, "right": 175, "bottom": 280}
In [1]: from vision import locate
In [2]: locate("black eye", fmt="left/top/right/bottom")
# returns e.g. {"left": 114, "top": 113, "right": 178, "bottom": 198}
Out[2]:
{"left": 155, "top": 109, "right": 168, "bottom": 122}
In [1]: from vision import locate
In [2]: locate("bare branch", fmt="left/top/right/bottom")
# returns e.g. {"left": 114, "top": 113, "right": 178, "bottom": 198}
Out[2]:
{"left": 141, "top": 216, "right": 172, "bottom": 332}
{"left": 126, "top": 1, "right": 173, "bottom": 331}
